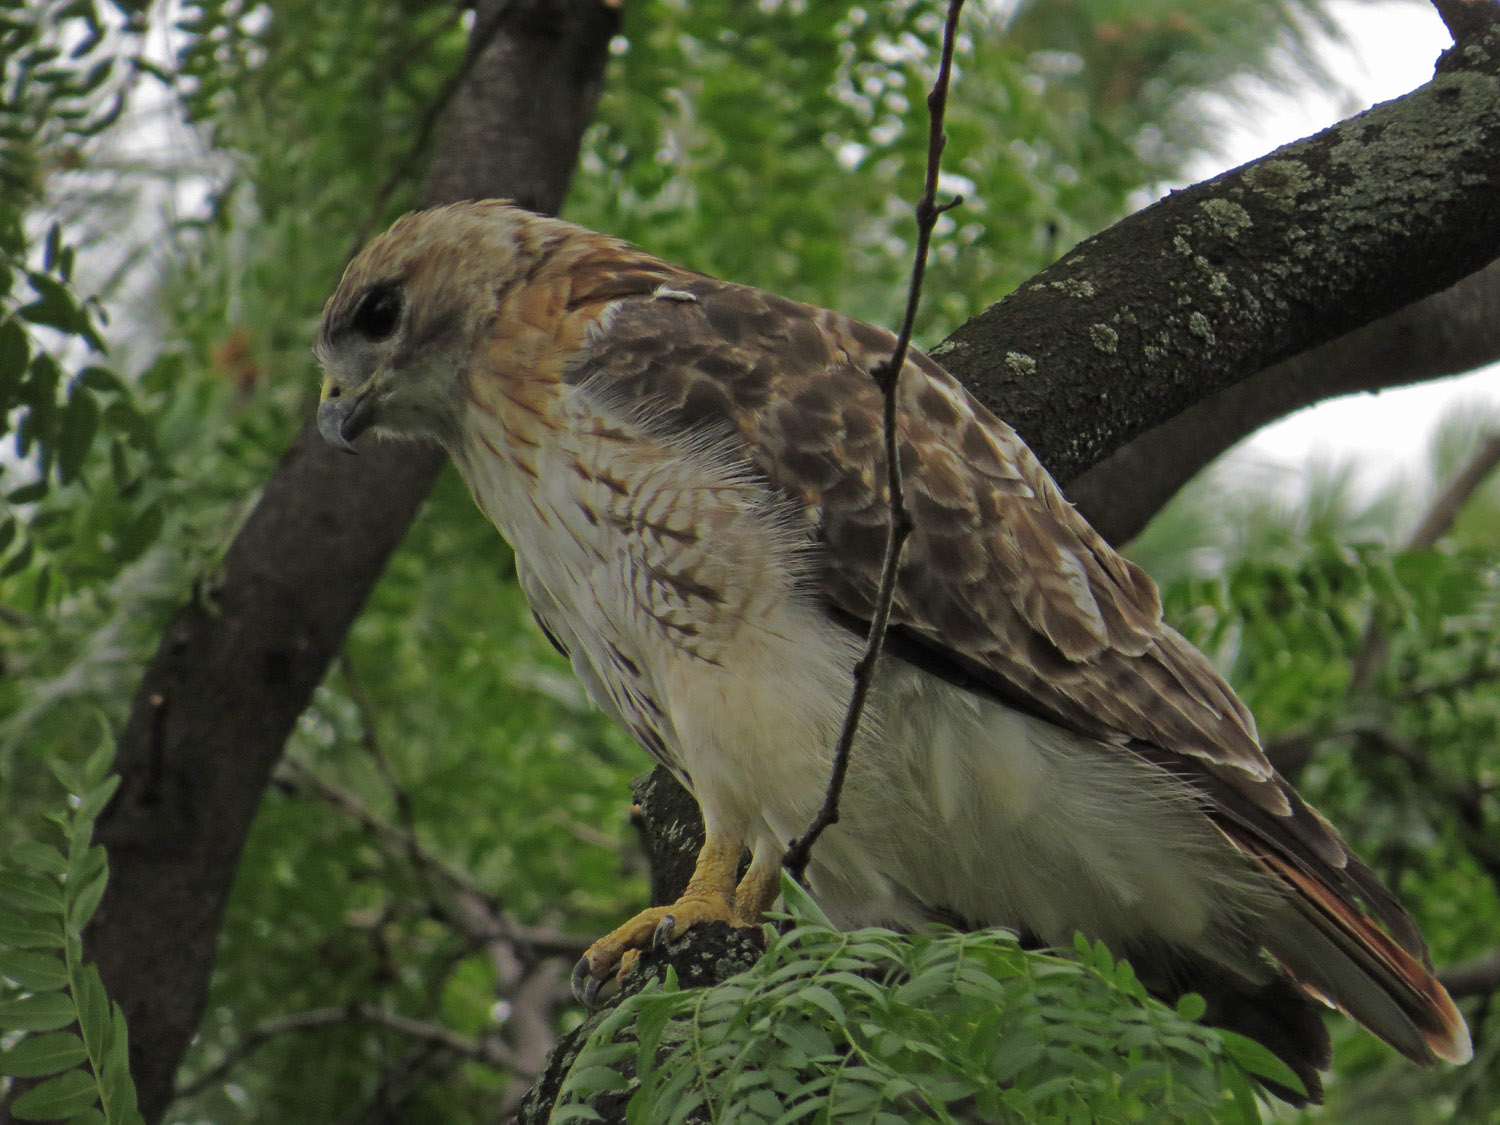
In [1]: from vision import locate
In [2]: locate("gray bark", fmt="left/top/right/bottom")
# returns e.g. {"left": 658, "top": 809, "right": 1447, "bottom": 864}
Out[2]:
{"left": 1069, "top": 260, "right": 1500, "bottom": 545}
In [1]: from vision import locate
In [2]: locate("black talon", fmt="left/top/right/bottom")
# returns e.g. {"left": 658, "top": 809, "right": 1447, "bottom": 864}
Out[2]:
{"left": 571, "top": 956, "right": 601, "bottom": 1008}
{"left": 583, "top": 972, "right": 604, "bottom": 1008}
{"left": 652, "top": 913, "right": 677, "bottom": 950}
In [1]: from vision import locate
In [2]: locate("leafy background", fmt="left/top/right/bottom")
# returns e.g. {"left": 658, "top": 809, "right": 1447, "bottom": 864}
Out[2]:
{"left": 2, "top": 0, "right": 1497, "bottom": 1122}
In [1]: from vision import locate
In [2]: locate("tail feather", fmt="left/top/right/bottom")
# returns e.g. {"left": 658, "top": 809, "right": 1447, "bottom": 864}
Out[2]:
{"left": 1246, "top": 839, "right": 1472, "bottom": 1066}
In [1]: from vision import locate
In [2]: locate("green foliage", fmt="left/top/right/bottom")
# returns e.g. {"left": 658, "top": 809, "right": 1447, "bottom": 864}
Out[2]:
{"left": 0, "top": 3, "right": 167, "bottom": 604}
{"left": 0, "top": 733, "right": 142, "bottom": 1124}
{"left": 556, "top": 883, "right": 1274, "bottom": 1124}
{"left": 5, "top": 0, "right": 1493, "bottom": 1122}
{"left": 567, "top": 0, "right": 1337, "bottom": 342}
{"left": 1131, "top": 423, "right": 1500, "bottom": 1122}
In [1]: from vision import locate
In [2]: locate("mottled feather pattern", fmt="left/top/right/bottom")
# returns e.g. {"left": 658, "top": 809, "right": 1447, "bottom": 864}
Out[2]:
{"left": 314, "top": 202, "right": 1471, "bottom": 1095}
{"left": 567, "top": 271, "right": 1276, "bottom": 782}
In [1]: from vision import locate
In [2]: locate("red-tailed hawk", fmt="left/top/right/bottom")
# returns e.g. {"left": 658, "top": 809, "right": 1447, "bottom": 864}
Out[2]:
{"left": 314, "top": 200, "right": 1470, "bottom": 1102}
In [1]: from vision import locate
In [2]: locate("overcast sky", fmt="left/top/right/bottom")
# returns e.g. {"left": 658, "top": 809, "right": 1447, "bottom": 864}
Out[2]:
{"left": 1202, "top": 0, "right": 1500, "bottom": 496}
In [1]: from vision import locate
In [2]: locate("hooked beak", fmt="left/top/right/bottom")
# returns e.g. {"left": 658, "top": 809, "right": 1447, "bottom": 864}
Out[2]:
{"left": 317, "top": 377, "right": 377, "bottom": 454}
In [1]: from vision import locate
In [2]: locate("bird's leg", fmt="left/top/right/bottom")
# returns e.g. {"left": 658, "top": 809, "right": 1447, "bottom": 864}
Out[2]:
{"left": 572, "top": 831, "right": 743, "bottom": 1005}
{"left": 731, "top": 842, "right": 783, "bottom": 926}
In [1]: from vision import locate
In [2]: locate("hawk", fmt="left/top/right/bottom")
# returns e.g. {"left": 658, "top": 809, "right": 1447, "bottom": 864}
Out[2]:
{"left": 314, "top": 200, "right": 1470, "bottom": 1101}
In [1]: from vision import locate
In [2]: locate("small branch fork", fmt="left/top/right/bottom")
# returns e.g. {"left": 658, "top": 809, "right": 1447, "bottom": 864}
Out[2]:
{"left": 783, "top": 0, "right": 967, "bottom": 884}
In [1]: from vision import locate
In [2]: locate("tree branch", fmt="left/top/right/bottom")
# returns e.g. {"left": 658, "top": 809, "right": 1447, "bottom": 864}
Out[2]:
{"left": 1347, "top": 429, "right": 1500, "bottom": 691}
{"left": 1431, "top": 0, "right": 1500, "bottom": 53}
{"left": 278, "top": 758, "right": 582, "bottom": 961}
{"left": 782, "top": 0, "right": 965, "bottom": 885}
{"left": 1067, "top": 260, "right": 1500, "bottom": 545}
{"left": 174, "top": 1001, "right": 517, "bottom": 1103}
{"left": 934, "top": 29, "right": 1500, "bottom": 488}
{"left": 1440, "top": 948, "right": 1500, "bottom": 998}
{"left": 83, "top": 4, "right": 620, "bottom": 1120}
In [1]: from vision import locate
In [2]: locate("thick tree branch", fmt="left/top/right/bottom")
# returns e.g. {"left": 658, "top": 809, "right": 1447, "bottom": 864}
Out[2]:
{"left": 83, "top": 3, "right": 619, "bottom": 1120}
{"left": 934, "top": 30, "right": 1500, "bottom": 488}
{"left": 1067, "top": 260, "right": 1500, "bottom": 545}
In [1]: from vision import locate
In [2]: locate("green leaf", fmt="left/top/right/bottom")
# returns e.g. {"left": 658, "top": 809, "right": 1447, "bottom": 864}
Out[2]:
{"left": 0, "top": 950, "right": 69, "bottom": 991}
{"left": 100, "top": 1002, "right": 137, "bottom": 1116}
{"left": 75, "top": 965, "right": 110, "bottom": 1057}
{"left": 19, "top": 273, "right": 82, "bottom": 334}
{"left": 76, "top": 775, "right": 119, "bottom": 823}
{"left": 1175, "top": 991, "right": 1207, "bottom": 1022}
{"left": 0, "top": 318, "right": 28, "bottom": 384}
{"left": 6, "top": 480, "right": 48, "bottom": 505}
{"left": 10, "top": 1067, "right": 100, "bottom": 1120}
{"left": 66, "top": 845, "right": 107, "bottom": 891}
{"left": 0, "top": 870, "right": 64, "bottom": 912}
{"left": 65, "top": 1110, "right": 107, "bottom": 1125}
{"left": 0, "top": 910, "right": 65, "bottom": 949}
{"left": 0, "top": 991, "right": 77, "bottom": 1032}
{"left": 76, "top": 366, "right": 121, "bottom": 393}
{"left": 56, "top": 387, "right": 100, "bottom": 484}
{"left": 1218, "top": 1030, "right": 1305, "bottom": 1099}
{"left": 65, "top": 846, "right": 106, "bottom": 900}
{"left": 0, "top": 1030, "right": 88, "bottom": 1077}
{"left": 82, "top": 738, "right": 114, "bottom": 789}
{"left": 66, "top": 867, "right": 108, "bottom": 930}
{"left": 549, "top": 1107, "right": 604, "bottom": 1123}
{"left": 10, "top": 840, "right": 68, "bottom": 877}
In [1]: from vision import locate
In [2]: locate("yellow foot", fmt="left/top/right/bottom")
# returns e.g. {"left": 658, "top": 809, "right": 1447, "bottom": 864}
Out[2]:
{"left": 572, "top": 831, "right": 773, "bottom": 1007}
{"left": 571, "top": 893, "right": 735, "bottom": 1005}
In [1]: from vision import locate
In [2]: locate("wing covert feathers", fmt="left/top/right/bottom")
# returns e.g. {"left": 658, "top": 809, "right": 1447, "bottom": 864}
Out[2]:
{"left": 557, "top": 241, "right": 1469, "bottom": 1074}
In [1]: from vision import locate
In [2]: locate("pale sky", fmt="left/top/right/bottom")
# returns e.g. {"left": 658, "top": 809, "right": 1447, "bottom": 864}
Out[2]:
{"left": 1201, "top": 0, "right": 1500, "bottom": 496}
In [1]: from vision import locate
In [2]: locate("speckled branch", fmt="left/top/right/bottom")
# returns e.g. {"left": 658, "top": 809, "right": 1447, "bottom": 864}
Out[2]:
{"left": 934, "top": 22, "right": 1500, "bottom": 488}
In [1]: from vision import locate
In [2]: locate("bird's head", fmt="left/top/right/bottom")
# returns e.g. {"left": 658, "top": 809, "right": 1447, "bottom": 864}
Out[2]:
{"left": 314, "top": 200, "right": 541, "bottom": 452}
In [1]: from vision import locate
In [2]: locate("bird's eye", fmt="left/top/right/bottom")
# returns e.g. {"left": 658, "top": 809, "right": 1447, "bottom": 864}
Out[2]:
{"left": 350, "top": 283, "right": 402, "bottom": 341}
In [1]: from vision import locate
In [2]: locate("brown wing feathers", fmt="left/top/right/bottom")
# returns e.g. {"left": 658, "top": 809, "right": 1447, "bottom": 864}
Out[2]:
{"left": 566, "top": 257, "right": 1470, "bottom": 1071}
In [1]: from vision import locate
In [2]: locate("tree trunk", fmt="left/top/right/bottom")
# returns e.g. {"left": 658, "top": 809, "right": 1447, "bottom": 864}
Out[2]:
{"left": 80, "top": 4, "right": 619, "bottom": 1121}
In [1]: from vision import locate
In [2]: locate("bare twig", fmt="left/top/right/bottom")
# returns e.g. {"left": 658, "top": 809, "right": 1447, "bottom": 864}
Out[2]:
{"left": 783, "top": 0, "right": 966, "bottom": 884}
{"left": 1348, "top": 431, "right": 1500, "bottom": 692}
{"left": 1346, "top": 722, "right": 1500, "bottom": 893}
{"left": 1440, "top": 947, "right": 1500, "bottom": 998}
{"left": 279, "top": 758, "right": 581, "bottom": 960}
{"left": 337, "top": 652, "right": 445, "bottom": 907}
{"left": 173, "top": 1000, "right": 516, "bottom": 1103}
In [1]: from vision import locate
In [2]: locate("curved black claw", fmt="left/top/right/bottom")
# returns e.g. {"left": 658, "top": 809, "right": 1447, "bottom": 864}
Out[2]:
{"left": 651, "top": 912, "right": 678, "bottom": 951}
{"left": 571, "top": 956, "right": 606, "bottom": 1009}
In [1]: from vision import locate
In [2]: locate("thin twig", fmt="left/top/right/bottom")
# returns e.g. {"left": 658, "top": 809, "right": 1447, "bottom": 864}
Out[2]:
{"left": 1440, "top": 947, "right": 1500, "bottom": 998}
{"left": 279, "top": 758, "right": 581, "bottom": 960}
{"left": 1348, "top": 431, "right": 1500, "bottom": 692}
{"left": 337, "top": 652, "right": 444, "bottom": 907}
{"left": 783, "top": 0, "right": 966, "bottom": 884}
{"left": 173, "top": 1001, "right": 516, "bottom": 1103}
{"left": 1346, "top": 721, "right": 1500, "bottom": 894}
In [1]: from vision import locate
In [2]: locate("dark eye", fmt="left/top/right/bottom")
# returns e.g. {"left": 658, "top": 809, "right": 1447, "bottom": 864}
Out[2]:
{"left": 350, "top": 283, "right": 402, "bottom": 341}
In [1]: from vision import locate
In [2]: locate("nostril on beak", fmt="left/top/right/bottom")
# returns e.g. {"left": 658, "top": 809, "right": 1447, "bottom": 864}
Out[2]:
{"left": 327, "top": 384, "right": 342, "bottom": 398}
